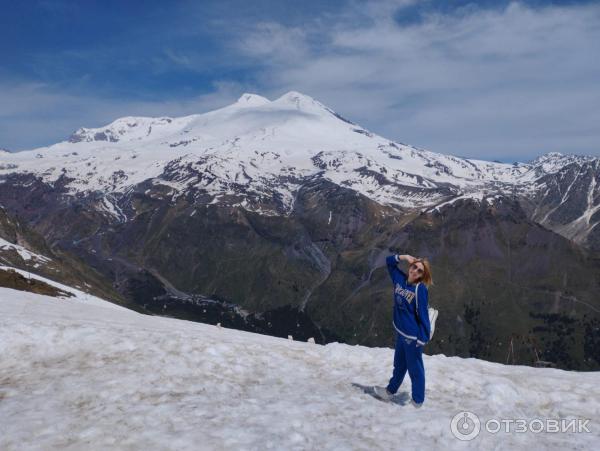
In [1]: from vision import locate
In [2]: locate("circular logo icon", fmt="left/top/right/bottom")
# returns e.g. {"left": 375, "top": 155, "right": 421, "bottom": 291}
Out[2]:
{"left": 450, "top": 411, "right": 481, "bottom": 441}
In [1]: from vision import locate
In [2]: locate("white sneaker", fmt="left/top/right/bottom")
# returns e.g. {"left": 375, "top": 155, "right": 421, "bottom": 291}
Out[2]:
{"left": 411, "top": 399, "right": 423, "bottom": 408}
{"left": 373, "top": 386, "right": 393, "bottom": 401}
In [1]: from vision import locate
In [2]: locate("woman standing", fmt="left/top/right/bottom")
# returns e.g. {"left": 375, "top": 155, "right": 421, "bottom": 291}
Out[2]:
{"left": 374, "top": 253, "right": 433, "bottom": 407}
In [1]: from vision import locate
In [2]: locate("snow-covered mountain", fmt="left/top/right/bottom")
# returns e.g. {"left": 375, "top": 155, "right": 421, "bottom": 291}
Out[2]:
{"left": 0, "top": 92, "right": 600, "bottom": 247}
{"left": 1, "top": 278, "right": 598, "bottom": 450}
{"left": 1, "top": 91, "right": 598, "bottom": 246}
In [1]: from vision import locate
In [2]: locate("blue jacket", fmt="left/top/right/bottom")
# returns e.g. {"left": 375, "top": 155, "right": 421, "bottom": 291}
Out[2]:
{"left": 386, "top": 255, "right": 431, "bottom": 346}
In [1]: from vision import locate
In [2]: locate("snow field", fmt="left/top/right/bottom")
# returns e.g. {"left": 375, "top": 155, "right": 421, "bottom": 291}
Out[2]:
{"left": 0, "top": 288, "right": 598, "bottom": 451}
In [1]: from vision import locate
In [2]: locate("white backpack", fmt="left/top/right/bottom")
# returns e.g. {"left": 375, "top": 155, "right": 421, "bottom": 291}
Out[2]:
{"left": 415, "top": 282, "right": 439, "bottom": 340}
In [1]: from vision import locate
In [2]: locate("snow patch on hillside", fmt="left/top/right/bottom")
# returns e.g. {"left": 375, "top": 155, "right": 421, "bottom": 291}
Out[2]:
{"left": 0, "top": 266, "right": 127, "bottom": 310}
{"left": 0, "top": 238, "right": 51, "bottom": 263}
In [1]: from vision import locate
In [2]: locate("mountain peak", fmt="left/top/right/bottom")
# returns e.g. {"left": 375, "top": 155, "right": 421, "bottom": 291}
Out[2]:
{"left": 529, "top": 152, "right": 563, "bottom": 165}
{"left": 528, "top": 151, "right": 597, "bottom": 175}
{"left": 272, "top": 91, "right": 342, "bottom": 120}
{"left": 531, "top": 151, "right": 596, "bottom": 165}
{"left": 274, "top": 91, "right": 319, "bottom": 107}
{"left": 235, "top": 93, "right": 271, "bottom": 107}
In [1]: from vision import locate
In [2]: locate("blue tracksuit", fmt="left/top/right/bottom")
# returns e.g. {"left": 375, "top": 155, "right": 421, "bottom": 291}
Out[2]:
{"left": 385, "top": 255, "right": 431, "bottom": 404}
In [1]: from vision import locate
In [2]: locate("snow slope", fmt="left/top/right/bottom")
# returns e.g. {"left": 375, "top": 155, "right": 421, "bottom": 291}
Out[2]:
{"left": 0, "top": 238, "right": 51, "bottom": 264}
{"left": 1, "top": 285, "right": 597, "bottom": 450}
{"left": 0, "top": 266, "right": 126, "bottom": 310}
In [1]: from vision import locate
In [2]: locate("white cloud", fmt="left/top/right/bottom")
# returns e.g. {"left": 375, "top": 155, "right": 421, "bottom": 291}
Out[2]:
{"left": 0, "top": 80, "right": 243, "bottom": 150}
{"left": 234, "top": 1, "right": 600, "bottom": 160}
{"left": 2, "top": 0, "right": 599, "bottom": 162}
{"left": 239, "top": 22, "right": 309, "bottom": 63}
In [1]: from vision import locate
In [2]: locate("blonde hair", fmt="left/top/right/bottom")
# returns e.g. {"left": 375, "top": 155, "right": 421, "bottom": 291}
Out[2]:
{"left": 413, "top": 258, "right": 433, "bottom": 287}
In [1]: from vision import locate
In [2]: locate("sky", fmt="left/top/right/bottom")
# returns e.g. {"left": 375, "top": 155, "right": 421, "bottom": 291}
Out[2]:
{"left": 1, "top": 0, "right": 599, "bottom": 162}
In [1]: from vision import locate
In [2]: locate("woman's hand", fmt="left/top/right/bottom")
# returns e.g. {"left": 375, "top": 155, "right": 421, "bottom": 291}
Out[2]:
{"left": 399, "top": 254, "right": 417, "bottom": 264}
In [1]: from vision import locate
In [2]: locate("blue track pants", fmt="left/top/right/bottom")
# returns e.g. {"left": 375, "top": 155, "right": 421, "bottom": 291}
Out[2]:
{"left": 386, "top": 333, "right": 425, "bottom": 404}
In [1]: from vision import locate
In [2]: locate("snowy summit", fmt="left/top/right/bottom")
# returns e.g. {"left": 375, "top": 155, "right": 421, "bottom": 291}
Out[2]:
{"left": 0, "top": 91, "right": 582, "bottom": 213}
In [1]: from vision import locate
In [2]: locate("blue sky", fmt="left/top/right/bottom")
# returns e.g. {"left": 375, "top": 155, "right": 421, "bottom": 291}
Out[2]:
{"left": 1, "top": 0, "right": 599, "bottom": 162}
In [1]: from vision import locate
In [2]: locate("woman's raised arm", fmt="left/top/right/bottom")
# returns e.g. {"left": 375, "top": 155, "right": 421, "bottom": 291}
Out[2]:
{"left": 386, "top": 254, "right": 415, "bottom": 281}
